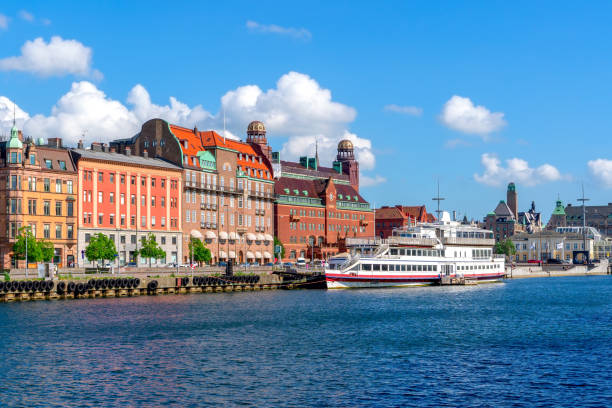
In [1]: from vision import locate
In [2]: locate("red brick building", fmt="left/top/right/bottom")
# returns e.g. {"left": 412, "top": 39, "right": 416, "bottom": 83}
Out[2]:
{"left": 272, "top": 139, "right": 374, "bottom": 262}
{"left": 375, "top": 205, "right": 434, "bottom": 238}
{"left": 71, "top": 144, "right": 183, "bottom": 267}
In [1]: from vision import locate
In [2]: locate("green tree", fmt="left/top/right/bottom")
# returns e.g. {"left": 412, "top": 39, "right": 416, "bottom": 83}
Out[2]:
{"left": 13, "top": 226, "right": 42, "bottom": 264}
{"left": 39, "top": 239, "right": 55, "bottom": 262}
{"left": 138, "top": 233, "right": 165, "bottom": 267}
{"left": 85, "top": 233, "right": 117, "bottom": 270}
{"left": 274, "top": 236, "right": 285, "bottom": 261}
{"left": 189, "top": 238, "right": 211, "bottom": 265}
{"left": 494, "top": 238, "right": 516, "bottom": 259}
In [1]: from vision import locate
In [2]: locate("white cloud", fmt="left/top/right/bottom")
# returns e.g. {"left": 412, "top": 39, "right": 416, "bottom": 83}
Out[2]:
{"left": 0, "top": 36, "right": 101, "bottom": 78}
{"left": 440, "top": 95, "right": 506, "bottom": 137}
{"left": 360, "top": 175, "right": 387, "bottom": 187}
{"left": 588, "top": 159, "right": 612, "bottom": 188}
{"left": 0, "top": 96, "right": 30, "bottom": 134}
{"left": 444, "top": 138, "right": 471, "bottom": 149}
{"left": 384, "top": 104, "right": 423, "bottom": 116}
{"left": 474, "top": 153, "right": 564, "bottom": 187}
{"left": 0, "top": 14, "right": 8, "bottom": 30}
{"left": 246, "top": 20, "right": 311, "bottom": 40}
{"left": 2, "top": 71, "right": 381, "bottom": 182}
{"left": 19, "top": 10, "right": 34, "bottom": 22}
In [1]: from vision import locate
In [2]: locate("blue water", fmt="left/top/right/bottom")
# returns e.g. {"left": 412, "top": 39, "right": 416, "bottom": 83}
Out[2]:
{"left": 1, "top": 276, "right": 611, "bottom": 407}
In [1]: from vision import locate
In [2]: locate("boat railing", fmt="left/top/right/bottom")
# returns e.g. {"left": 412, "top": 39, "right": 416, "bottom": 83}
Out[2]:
{"left": 493, "top": 254, "right": 506, "bottom": 260}
{"left": 340, "top": 253, "right": 361, "bottom": 270}
{"left": 346, "top": 236, "right": 437, "bottom": 247}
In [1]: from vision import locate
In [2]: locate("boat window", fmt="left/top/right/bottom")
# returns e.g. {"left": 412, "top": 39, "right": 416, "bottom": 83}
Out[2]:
{"left": 433, "top": 265, "right": 437, "bottom": 271}
{"left": 399, "top": 249, "right": 405, "bottom": 256}
{"left": 382, "top": 264, "right": 388, "bottom": 271}
{"left": 362, "top": 264, "right": 372, "bottom": 271}
{"left": 401, "top": 265, "right": 406, "bottom": 271}
{"left": 388, "top": 265, "right": 394, "bottom": 271}
{"left": 390, "top": 248, "right": 398, "bottom": 255}
{"left": 373, "top": 264, "right": 380, "bottom": 271}
{"left": 417, "top": 265, "right": 421, "bottom": 271}
{"left": 417, "top": 250, "right": 422, "bottom": 256}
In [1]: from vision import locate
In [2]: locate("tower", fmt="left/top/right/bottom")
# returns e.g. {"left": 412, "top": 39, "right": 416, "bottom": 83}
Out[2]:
{"left": 336, "top": 139, "right": 359, "bottom": 192}
{"left": 246, "top": 120, "right": 271, "bottom": 159}
{"left": 507, "top": 182, "right": 517, "bottom": 220}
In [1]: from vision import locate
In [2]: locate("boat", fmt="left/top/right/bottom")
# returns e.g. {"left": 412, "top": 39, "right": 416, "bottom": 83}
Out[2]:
{"left": 325, "top": 212, "right": 505, "bottom": 289}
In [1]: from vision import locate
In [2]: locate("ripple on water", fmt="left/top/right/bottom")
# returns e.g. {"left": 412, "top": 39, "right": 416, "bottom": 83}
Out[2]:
{"left": 0, "top": 277, "right": 611, "bottom": 407}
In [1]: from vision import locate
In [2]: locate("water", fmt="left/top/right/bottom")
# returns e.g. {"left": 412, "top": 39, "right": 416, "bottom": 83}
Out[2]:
{"left": 1, "top": 276, "right": 611, "bottom": 407}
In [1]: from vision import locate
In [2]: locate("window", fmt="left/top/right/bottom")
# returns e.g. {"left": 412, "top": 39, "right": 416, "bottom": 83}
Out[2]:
{"left": 110, "top": 192, "right": 114, "bottom": 203}
{"left": 98, "top": 214, "right": 104, "bottom": 225}
{"left": 120, "top": 194, "right": 125, "bottom": 205}
{"left": 161, "top": 197, "right": 165, "bottom": 207}
{"left": 141, "top": 195, "right": 146, "bottom": 206}
{"left": 131, "top": 194, "right": 136, "bottom": 205}
{"left": 109, "top": 214, "right": 115, "bottom": 225}
{"left": 30, "top": 154, "right": 36, "bottom": 165}
{"left": 131, "top": 215, "right": 135, "bottom": 226}
{"left": 161, "top": 236, "right": 166, "bottom": 245}
{"left": 56, "top": 225, "right": 62, "bottom": 239}
{"left": 59, "top": 161, "right": 67, "bottom": 170}
{"left": 98, "top": 192, "right": 103, "bottom": 203}
{"left": 55, "top": 201, "right": 62, "bottom": 216}
{"left": 151, "top": 178, "right": 156, "bottom": 187}
{"left": 43, "top": 201, "right": 50, "bottom": 215}
{"left": 151, "top": 196, "right": 155, "bottom": 207}
{"left": 98, "top": 172, "right": 103, "bottom": 182}
{"left": 45, "top": 159, "right": 53, "bottom": 169}
{"left": 131, "top": 176, "right": 136, "bottom": 185}
{"left": 161, "top": 217, "right": 166, "bottom": 227}
{"left": 28, "top": 199, "right": 37, "bottom": 215}
{"left": 141, "top": 177, "right": 145, "bottom": 186}
{"left": 121, "top": 214, "right": 125, "bottom": 225}
{"left": 110, "top": 173, "right": 115, "bottom": 183}
{"left": 85, "top": 233, "right": 91, "bottom": 243}
{"left": 151, "top": 216, "right": 156, "bottom": 226}
{"left": 43, "top": 224, "right": 50, "bottom": 239}
{"left": 131, "top": 235, "right": 137, "bottom": 244}
{"left": 120, "top": 174, "right": 125, "bottom": 184}
{"left": 67, "top": 180, "right": 73, "bottom": 194}
{"left": 172, "top": 236, "right": 177, "bottom": 245}
{"left": 44, "top": 178, "right": 50, "bottom": 192}
{"left": 120, "top": 235, "right": 126, "bottom": 244}
{"left": 141, "top": 216, "right": 146, "bottom": 227}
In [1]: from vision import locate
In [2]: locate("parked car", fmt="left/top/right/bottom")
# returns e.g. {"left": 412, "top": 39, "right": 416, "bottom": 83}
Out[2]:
{"left": 296, "top": 258, "right": 307, "bottom": 267}
{"left": 165, "top": 263, "right": 178, "bottom": 268}
{"left": 218, "top": 261, "right": 228, "bottom": 267}
{"left": 545, "top": 258, "right": 562, "bottom": 264}
{"left": 283, "top": 262, "right": 293, "bottom": 268}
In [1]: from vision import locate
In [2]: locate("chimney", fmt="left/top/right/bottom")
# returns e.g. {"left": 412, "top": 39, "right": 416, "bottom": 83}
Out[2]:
{"left": 143, "top": 149, "right": 148, "bottom": 159}
{"left": 77, "top": 140, "right": 84, "bottom": 149}
{"left": 91, "top": 142, "right": 103, "bottom": 152}
{"left": 125, "top": 146, "right": 131, "bottom": 156}
{"left": 48, "top": 137, "right": 63, "bottom": 148}
{"left": 103, "top": 143, "right": 109, "bottom": 153}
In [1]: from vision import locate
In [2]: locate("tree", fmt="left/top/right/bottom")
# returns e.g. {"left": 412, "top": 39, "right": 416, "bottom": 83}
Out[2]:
{"left": 274, "top": 236, "right": 285, "bottom": 261}
{"left": 85, "top": 233, "right": 117, "bottom": 270}
{"left": 138, "top": 233, "right": 165, "bottom": 267}
{"left": 13, "top": 226, "right": 42, "bottom": 264}
{"left": 494, "top": 238, "right": 516, "bottom": 259}
{"left": 189, "top": 238, "right": 211, "bottom": 264}
{"left": 39, "top": 239, "right": 55, "bottom": 262}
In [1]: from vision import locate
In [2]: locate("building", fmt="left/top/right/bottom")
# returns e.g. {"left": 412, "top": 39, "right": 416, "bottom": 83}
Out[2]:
{"left": 273, "top": 139, "right": 374, "bottom": 261}
{"left": 71, "top": 144, "right": 183, "bottom": 267}
{"left": 483, "top": 200, "right": 517, "bottom": 242}
{"left": 517, "top": 201, "right": 542, "bottom": 233}
{"left": 545, "top": 198, "right": 567, "bottom": 230}
{"left": 507, "top": 182, "right": 518, "bottom": 220}
{"left": 375, "top": 205, "right": 433, "bottom": 239}
{"left": 111, "top": 119, "right": 275, "bottom": 264}
{"left": 565, "top": 202, "right": 612, "bottom": 237}
{"left": 0, "top": 125, "right": 78, "bottom": 269}
{"left": 511, "top": 226, "right": 600, "bottom": 263}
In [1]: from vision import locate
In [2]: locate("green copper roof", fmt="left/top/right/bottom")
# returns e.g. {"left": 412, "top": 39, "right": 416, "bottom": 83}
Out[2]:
{"left": 507, "top": 182, "right": 516, "bottom": 192}
{"left": 552, "top": 199, "right": 565, "bottom": 215}
{"left": 8, "top": 125, "right": 22, "bottom": 149}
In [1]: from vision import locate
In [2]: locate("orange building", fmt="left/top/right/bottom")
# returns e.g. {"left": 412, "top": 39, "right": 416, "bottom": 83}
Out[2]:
{"left": 71, "top": 144, "right": 183, "bottom": 267}
{"left": 0, "top": 126, "right": 78, "bottom": 269}
{"left": 375, "top": 205, "right": 434, "bottom": 239}
{"left": 111, "top": 119, "right": 275, "bottom": 264}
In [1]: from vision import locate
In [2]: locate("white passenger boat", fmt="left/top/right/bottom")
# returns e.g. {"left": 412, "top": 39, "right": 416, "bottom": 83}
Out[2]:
{"left": 325, "top": 212, "right": 505, "bottom": 289}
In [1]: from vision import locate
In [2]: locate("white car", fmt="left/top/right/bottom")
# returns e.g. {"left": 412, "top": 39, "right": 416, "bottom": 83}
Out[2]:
{"left": 296, "top": 258, "right": 307, "bottom": 267}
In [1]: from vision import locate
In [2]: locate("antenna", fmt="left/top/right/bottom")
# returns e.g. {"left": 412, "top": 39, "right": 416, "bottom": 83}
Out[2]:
{"left": 222, "top": 109, "right": 226, "bottom": 144}
{"left": 432, "top": 179, "right": 445, "bottom": 221}
{"left": 13, "top": 102, "right": 16, "bottom": 126}
{"left": 577, "top": 182, "right": 590, "bottom": 262}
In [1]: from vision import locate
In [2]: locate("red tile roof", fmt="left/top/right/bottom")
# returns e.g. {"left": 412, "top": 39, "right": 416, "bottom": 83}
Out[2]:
{"left": 169, "top": 124, "right": 273, "bottom": 181}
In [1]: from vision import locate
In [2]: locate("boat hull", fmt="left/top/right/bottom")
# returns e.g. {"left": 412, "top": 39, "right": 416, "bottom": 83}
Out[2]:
{"left": 325, "top": 272, "right": 505, "bottom": 289}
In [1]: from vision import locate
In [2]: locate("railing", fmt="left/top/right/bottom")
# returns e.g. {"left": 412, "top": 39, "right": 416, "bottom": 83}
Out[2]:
{"left": 346, "top": 237, "right": 438, "bottom": 247}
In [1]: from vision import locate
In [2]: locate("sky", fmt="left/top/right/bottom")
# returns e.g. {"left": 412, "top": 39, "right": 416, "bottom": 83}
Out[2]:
{"left": 0, "top": 1, "right": 611, "bottom": 223}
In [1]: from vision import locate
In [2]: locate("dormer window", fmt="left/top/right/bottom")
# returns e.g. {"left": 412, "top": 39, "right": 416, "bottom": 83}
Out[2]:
{"left": 59, "top": 161, "right": 66, "bottom": 170}
{"left": 184, "top": 141, "right": 188, "bottom": 149}
{"left": 30, "top": 154, "right": 36, "bottom": 165}
{"left": 45, "top": 159, "right": 52, "bottom": 169}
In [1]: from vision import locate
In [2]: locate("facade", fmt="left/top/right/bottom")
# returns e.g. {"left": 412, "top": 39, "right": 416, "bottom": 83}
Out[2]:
{"left": 273, "top": 139, "right": 374, "bottom": 262}
{"left": 565, "top": 203, "right": 612, "bottom": 237}
{"left": 112, "top": 119, "right": 275, "bottom": 264}
{"left": 71, "top": 144, "right": 183, "bottom": 267}
{"left": 507, "top": 182, "right": 518, "bottom": 221}
{"left": 511, "top": 227, "right": 599, "bottom": 263}
{"left": 484, "top": 200, "right": 517, "bottom": 242}
{"left": 375, "top": 205, "right": 432, "bottom": 239}
{"left": 517, "top": 201, "right": 542, "bottom": 233}
{"left": 0, "top": 127, "right": 78, "bottom": 269}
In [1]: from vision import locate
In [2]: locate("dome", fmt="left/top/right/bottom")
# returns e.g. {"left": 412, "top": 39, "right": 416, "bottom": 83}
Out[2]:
{"left": 338, "top": 139, "right": 353, "bottom": 150}
{"left": 247, "top": 120, "right": 266, "bottom": 134}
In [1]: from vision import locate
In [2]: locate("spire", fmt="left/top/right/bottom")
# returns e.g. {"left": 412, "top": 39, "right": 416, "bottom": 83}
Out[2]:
{"left": 315, "top": 138, "right": 319, "bottom": 166}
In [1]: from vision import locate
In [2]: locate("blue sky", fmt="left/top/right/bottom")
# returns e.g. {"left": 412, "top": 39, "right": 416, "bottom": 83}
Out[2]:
{"left": 1, "top": 1, "right": 611, "bottom": 222}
